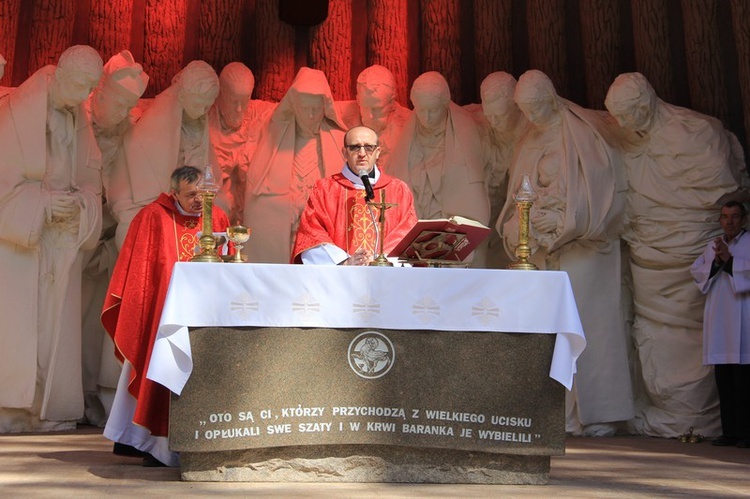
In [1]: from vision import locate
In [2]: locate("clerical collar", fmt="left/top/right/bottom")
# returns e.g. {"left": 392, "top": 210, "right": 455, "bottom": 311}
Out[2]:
{"left": 342, "top": 163, "right": 380, "bottom": 187}
{"left": 173, "top": 197, "right": 201, "bottom": 217}
{"left": 726, "top": 228, "right": 746, "bottom": 244}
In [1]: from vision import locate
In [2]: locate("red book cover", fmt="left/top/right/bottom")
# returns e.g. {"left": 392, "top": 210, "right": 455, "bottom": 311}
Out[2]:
{"left": 388, "top": 216, "right": 491, "bottom": 262}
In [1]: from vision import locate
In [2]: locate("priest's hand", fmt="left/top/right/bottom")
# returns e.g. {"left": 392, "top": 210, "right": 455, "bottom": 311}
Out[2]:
{"left": 343, "top": 248, "right": 372, "bottom": 266}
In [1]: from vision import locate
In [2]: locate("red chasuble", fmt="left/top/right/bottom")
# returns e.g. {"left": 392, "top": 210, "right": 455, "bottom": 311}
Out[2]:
{"left": 292, "top": 171, "right": 418, "bottom": 263}
{"left": 101, "top": 193, "right": 230, "bottom": 437}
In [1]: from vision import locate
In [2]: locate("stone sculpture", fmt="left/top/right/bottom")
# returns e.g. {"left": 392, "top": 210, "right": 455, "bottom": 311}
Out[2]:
{"left": 107, "top": 60, "right": 219, "bottom": 248}
{"left": 338, "top": 65, "right": 410, "bottom": 171}
{"left": 242, "top": 67, "right": 347, "bottom": 263}
{"left": 465, "top": 71, "right": 530, "bottom": 268}
{"left": 498, "top": 69, "right": 633, "bottom": 436}
{"left": 604, "top": 72, "right": 748, "bottom": 438}
{"left": 0, "top": 45, "right": 104, "bottom": 432}
{"left": 390, "top": 71, "right": 490, "bottom": 266}
{"left": 208, "top": 62, "right": 275, "bottom": 223}
{"left": 80, "top": 50, "right": 149, "bottom": 426}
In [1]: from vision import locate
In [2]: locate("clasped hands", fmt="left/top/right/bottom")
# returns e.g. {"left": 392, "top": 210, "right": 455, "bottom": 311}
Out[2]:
{"left": 342, "top": 247, "right": 373, "bottom": 266}
{"left": 48, "top": 192, "right": 81, "bottom": 230}
{"left": 713, "top": 236, "right": 731, "bottom": 264}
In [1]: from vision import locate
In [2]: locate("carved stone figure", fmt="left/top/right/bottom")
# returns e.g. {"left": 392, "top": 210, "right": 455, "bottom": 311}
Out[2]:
{"left": 90, "top": 51, "right": 149, "bottom": 175}
{"left": 465, "top": 71, "right": 530, "bottom": 268}
{"left": 242, "top": 67, "right": 347, "bottom": 263}
{"left": 499, "top": 69, "right": 633, "bottom": 436}
{"left": 80, "top": 50, "right": 149, "bottom": 426}
{"left": 208, "top": 62, "right": 275, "bottom": 223}
{"left": 338, "top": 65, "right": 410, "bottom": 171}
{"left": 0, "top": 45, "right": 104, "bottom": 432}
{"left": 107, "top": 60, "right": 219, "bottom": 248}
{"left": 605, "top": 72, "right": 748, "bottom": 438}
{"left": 390, "top": 71, "right": 490, "bottom": 266}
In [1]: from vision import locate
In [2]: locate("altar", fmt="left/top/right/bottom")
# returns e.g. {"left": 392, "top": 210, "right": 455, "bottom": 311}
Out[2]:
{"left": 148, "top": 263, "right": 586, "bottom": 484}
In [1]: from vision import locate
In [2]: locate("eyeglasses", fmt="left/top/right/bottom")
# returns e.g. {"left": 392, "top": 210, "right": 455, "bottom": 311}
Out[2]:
{"left": 345, "top": 144, "right": 378, "bottom": 154}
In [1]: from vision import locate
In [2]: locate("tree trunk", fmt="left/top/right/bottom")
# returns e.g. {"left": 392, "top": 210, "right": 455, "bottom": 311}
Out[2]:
{"left": 368, "top": 0, "right": 410, "bottom": 106}
{"left": 142, "top": 0, "right": 186, "bottom": 95}
{"left": 526, "top": 0, "right": 568, "bottom": 97}
{"left": 579, "top": 0, "right": 621, "bottom": 109}
{"left": 731, "top": 0, "right": 750, "bottom": 153}
{"left": 310, "top": 0, "right": 352, "bottom": 100}
{"left": 89, "top": 0, "right": 133, "bottom": 59}
{"left": 630, "top": 0, "right": 676, "bottom": 103}
{"left": 681, "top": 0, "right": 726, "bottom": 122}
{"left": 421, "top": 0, "right": 462, "bottom": 102}
{"left": 473, "top": 0, "right": 513, "bottom": 92}
{"left": 0, "top": 0, "right": 20, "bottom": 86}
{"left": 252, "top": 0, "right": 295, "bottom": 101}
{"left": 28, "top": 0, "right": 76, "bottom": 74}
{"left": 199, "top": 0, "right": 244, "bottom": 70}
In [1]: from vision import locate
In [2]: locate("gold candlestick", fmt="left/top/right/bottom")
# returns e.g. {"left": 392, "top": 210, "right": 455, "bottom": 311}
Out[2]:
{"left": 508, "top": 173, "right": 538, "bottom": 270}
{"left": 191, "top": 165, "right": 223, "bottom": 263}
{"left": 368, "top": 189, "right": 396, "bottom": 267}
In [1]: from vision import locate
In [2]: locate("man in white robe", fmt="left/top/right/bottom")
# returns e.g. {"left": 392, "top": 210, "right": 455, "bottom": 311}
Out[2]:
{"left": 690, "top": 201, "right": 750, "bottom": 447}
{"left": 0, "top": 45, "right": 103, "bottom": 432}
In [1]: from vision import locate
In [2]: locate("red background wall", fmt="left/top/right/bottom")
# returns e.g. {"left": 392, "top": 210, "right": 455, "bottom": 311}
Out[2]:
{"left": 1, "top": 0, "right": 749, "bottom": 156}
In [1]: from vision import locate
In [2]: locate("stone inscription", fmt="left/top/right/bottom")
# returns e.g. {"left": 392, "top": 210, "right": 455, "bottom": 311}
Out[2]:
{"left": 169, "top": 327, "right": 564, "bottom": 454}
{"left": 188, "top": 405, "right": 540, "bottom": 445}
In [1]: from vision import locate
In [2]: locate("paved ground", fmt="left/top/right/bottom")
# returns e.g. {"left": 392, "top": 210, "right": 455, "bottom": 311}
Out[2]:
{"left": 2, "top": 425, "right": 749, "bottom": 497}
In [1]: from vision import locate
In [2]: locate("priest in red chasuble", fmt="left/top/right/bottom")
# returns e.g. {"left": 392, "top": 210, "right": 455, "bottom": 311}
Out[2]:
{"left": 293, "top": 126, "right": 417, "bottom": 265}
{"left": 101, "top": 166, "right": 231, "bottom": 467}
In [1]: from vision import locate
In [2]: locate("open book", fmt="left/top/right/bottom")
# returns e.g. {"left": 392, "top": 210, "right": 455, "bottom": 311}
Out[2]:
{"left": 388, "top": 216, "right": 491, "bottom": 263}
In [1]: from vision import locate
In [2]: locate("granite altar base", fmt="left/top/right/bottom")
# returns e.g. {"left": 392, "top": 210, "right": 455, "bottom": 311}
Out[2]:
{"left": 170, "top": 326, "right": 564, "bottom": 483}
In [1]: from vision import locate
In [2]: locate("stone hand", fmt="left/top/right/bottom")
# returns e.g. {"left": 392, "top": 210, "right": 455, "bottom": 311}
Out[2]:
{"left": 531, "top": 209, "right": 560, "bottom": 234}
{"left": 49, "top": 193, "right": 80, "bottom": 221}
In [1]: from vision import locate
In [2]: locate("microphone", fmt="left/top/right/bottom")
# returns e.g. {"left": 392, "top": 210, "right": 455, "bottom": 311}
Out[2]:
{"left": 358, "top": 169, "right": 375, "bottom": 201}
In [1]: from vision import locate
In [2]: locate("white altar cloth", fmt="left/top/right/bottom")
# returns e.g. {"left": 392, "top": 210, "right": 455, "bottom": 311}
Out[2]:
{"left": 148, "top": 263, "right": 586, "bottom": 395}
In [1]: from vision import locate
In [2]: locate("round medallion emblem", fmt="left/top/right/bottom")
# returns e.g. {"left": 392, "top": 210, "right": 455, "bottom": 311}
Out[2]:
{"left": 348, "top": 331, "right": 395, "bottom": 379}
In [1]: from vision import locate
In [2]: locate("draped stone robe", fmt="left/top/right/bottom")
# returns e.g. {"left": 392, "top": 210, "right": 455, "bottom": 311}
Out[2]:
{"left": 0, "top": 66, "right": 102, "bottom": 431}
